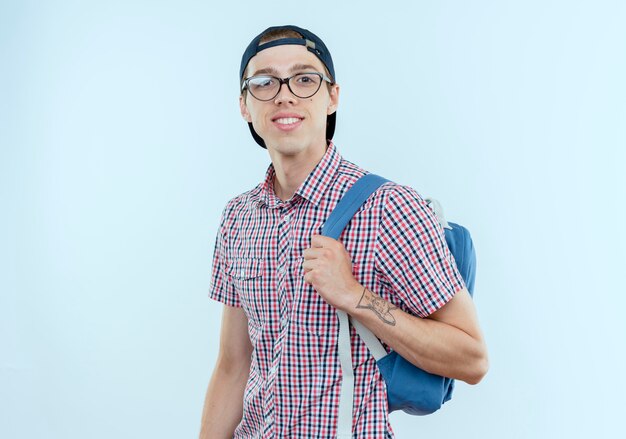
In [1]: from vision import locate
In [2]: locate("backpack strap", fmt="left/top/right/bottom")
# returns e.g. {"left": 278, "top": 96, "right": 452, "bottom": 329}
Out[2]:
{"left": 321, "top": 173, "right": 390, "bottom": 438}
{"left": 321, "top": 173, "right": 391, "bottom": 239}
{"left": 321, "top": 174, "right": 477, "bottom": 435}
{"left": 425, "top": 198, "right": 477, "bottom": 296}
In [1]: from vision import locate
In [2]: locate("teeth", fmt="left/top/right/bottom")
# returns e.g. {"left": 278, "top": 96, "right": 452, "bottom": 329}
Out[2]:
{"left": 275, "top": 117, "right": 301, "bottom": 125}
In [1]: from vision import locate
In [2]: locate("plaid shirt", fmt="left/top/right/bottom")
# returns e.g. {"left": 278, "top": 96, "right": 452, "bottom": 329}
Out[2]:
{"left": 209, "top": 142, "right": 465, "bottom": 438}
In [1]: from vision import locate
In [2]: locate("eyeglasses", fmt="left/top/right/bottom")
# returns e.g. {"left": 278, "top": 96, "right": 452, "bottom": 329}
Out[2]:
{"left": 241, "top": 72, "right": 334, "bottom": 101}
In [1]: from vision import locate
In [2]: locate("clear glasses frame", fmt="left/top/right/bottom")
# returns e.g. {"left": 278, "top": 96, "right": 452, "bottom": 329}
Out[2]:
{"left": 241, "top": 72, "right": 334, "bottom": 101}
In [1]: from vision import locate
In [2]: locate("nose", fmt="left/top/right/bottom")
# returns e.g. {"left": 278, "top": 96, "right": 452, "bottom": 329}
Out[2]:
{"left": 274, "top": 80, "right": 297, "bottom": 105}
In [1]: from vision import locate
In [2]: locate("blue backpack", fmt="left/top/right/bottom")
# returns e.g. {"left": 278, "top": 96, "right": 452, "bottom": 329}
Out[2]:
{"left": 322, "top": 174, "right": 476, "bottom": 437}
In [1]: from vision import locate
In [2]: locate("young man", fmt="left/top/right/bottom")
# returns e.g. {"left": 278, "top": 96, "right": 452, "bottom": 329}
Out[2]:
{"left": 200, "top": 25, "right": 488, "bottom": 439}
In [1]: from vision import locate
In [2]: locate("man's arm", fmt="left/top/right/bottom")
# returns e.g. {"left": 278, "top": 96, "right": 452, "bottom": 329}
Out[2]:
{"left": 303, "top": 234, "right": 489, "bottom": 385}
{"left": 199, "top": 305, "right": 252, "bottom": 439}
{"left": 347, "top": 284, "right": 488, "bottom": 384}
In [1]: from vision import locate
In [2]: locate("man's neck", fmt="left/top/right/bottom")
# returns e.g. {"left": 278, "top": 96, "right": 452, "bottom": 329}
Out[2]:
{"left": 270, "top": 141, "right": 329, "bottom": 202}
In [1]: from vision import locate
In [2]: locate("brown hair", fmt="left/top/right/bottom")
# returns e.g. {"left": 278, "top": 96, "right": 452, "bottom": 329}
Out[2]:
{"left": 259, "top": 29, "right": 303, "bottom": 45}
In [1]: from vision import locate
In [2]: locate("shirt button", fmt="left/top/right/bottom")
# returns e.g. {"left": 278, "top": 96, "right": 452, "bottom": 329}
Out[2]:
{"left": 280, "top": 316, "right": 289, "bottom": 326}
{"left": 239, "top": 269, "right": 245, "bottom": 277}
{"left": 283, "top": 214, "right": 290, "bottom": 223}
{"left": 278, "top": 265, "right": 285, "bottom": 274}
{"left": 269, "top": 364, "right": 278, "bottom": 375}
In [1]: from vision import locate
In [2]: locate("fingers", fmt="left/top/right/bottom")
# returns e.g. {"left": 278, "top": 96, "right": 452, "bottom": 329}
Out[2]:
{"left": 303, "top": 248, "right": 335, "bottom": 263}
{"left": 302, "top": 248, "right": 320, "bottom": 260}
{"left": 302, "top": 256, "right": 322, "bottom": 272}
{"left": 311, "top": 234, "right": 337, "bottom": 248}
{"left": 302, "top": 247, "right": 333, "bottom": 273}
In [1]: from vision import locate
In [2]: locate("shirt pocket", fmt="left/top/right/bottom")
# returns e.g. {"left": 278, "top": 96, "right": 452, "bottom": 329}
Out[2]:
{"left": 228, "top": 257, "right": 267, "bottom": 327}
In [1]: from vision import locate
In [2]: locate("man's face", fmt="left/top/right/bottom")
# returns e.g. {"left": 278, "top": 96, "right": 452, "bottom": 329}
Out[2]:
{"left": 240, "top": 44, "right": 339, "bottom": 155}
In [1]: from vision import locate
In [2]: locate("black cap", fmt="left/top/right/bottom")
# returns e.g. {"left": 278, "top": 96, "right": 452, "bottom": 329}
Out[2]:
{"left": 239, "top": 25, "right": 336, "bottom": 149}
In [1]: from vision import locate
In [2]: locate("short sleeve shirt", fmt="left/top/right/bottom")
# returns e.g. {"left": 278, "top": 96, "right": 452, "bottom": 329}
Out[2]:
{"left": 209, "top": 142, "right": 466, "bottom": 438}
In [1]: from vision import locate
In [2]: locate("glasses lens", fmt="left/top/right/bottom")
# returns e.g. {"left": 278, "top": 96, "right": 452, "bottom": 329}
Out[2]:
{"left": 291, "top": 73, "right": 322, "bottom": 98}
{"left": 247, "top": 76, "right": 279, "bottom": 101}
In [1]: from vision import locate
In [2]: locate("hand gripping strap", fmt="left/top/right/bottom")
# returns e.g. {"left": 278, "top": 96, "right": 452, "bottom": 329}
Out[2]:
{"left": 321, "top": 173, "right": 391, "bottom": 438}
{"left": 325, "top": 175, "right": 477, "bottom": 429}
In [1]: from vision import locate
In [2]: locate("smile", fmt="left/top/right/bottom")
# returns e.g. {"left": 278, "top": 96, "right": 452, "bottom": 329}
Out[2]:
{"left": 271, "top": 116, "right": 304, "bottom": 132}
{"left": 274, "top": 117, "right": 302, "bottom": 125}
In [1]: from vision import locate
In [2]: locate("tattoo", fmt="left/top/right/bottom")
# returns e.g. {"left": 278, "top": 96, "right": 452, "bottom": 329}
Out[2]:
{"left": 356, "top": 287, "right": 398, "bottom": 326}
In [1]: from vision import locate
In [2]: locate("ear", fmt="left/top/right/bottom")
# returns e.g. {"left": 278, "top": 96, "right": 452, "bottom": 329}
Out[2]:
{"left": 327, "top": 83, "right": 340, "bottom": 115}
{"left": 240, "top": 94, "right": 252, "bottom": 122}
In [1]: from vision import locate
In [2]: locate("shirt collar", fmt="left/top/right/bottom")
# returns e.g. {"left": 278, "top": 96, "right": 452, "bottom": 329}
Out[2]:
{"left": 256, "top": 141, "right": 342, "bottom": 209}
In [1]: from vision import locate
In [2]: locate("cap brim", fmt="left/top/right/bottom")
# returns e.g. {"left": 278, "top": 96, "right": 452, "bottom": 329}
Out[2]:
{"left": 327, "top": 111, "right": 336, "bottom": 142}
{"left": 248, "top": 122, "right": 267, "bottom": 148}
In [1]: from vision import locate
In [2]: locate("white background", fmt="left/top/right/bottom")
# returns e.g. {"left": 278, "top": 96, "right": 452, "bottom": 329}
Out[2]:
{"left": 2, "top": 1, "right": 625, "bottom": 438}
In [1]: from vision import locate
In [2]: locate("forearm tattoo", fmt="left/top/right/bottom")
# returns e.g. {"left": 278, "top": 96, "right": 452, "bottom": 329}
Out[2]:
{"left": 356, "top": 287, "right": 398, "bottom": 326}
